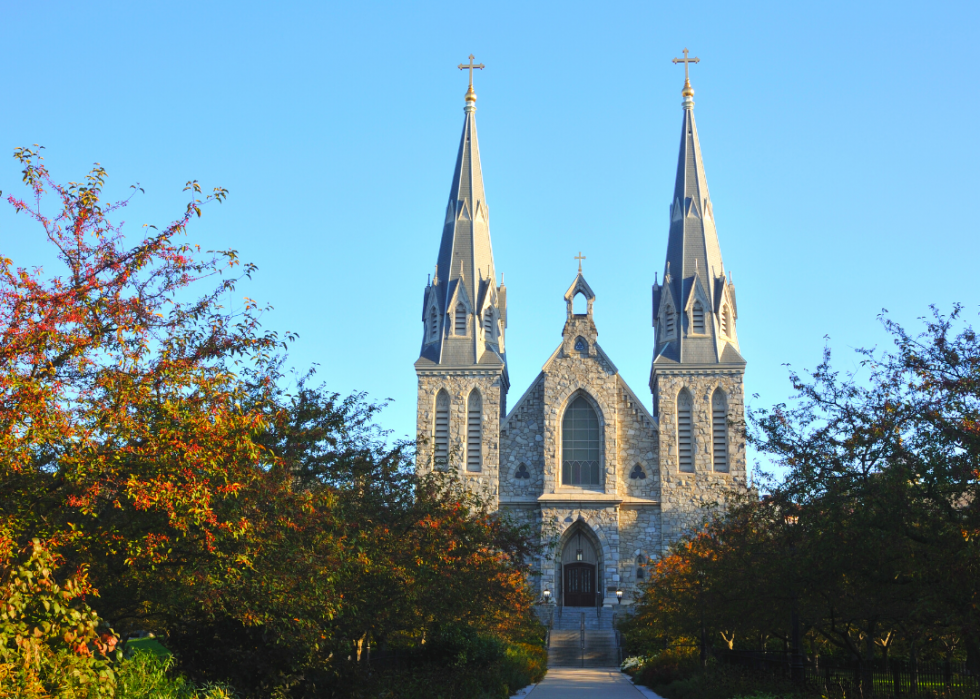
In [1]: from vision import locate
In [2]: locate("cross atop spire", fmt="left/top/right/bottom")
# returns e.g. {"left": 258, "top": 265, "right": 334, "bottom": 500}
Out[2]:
{"left": 574, "top": 251, "right": 586, "bottom": 273}
{"left": 672, "top": 48, "right": 700, "bottom": 104}
{"left": 458, "top": 54, "right": 485, "bottom": 105}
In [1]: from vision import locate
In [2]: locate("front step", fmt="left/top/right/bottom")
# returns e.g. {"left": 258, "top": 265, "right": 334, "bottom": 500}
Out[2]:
{"left": 547, "top": 629, "right": 620, "bottom": 668}
{"left": 552, "top": 608, "right": 616, "bottom": 631}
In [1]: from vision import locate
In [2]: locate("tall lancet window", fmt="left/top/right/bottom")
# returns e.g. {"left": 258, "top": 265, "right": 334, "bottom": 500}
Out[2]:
{"left": 692, "top": 301, "right": 705, "bottom": 334}
{"left": 712, "top": 389, "right": 729, "bottom": 473}
{"left": 562, "top": 396, "right": 601, "bottom": 486}
{"left": 434, "top": 390, "right": 450, "bottom": 470}
{"left": 466, "top": 390, "right": 482, "bottom": 472}
{"left": 677, "top": 390, "right": 694, "bottom": 473}
{"left": 454, "top": 304, "right": 467, "bottom": 335}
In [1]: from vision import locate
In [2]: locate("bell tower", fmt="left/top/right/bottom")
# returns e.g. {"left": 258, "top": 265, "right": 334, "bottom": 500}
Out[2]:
{"left": 414, "top": 57, "right": 508, "bottom": 504}
{"left": 651, "top": 52, "right": 747, "bottom": 547}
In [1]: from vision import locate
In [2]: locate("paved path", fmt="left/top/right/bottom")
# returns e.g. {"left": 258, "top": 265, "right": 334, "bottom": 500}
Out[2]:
{"left": 520, "top": 668, "right": 663, "bottom": 699}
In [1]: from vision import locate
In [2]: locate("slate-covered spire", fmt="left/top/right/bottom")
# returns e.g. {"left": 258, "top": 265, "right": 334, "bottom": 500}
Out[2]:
{"left": 652, "top": 69, "right": 743, "bottom": 368}
{"left": 416, "top": 65, "right": 507, "bottom": 377}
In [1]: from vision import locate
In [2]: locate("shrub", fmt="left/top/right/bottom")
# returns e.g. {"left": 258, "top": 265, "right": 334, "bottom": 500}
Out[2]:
{"left": 633, "top": 646, "right": 701, "bottom": 688}
{"left": 115, "top": 652, "right": 238, "bottom": 699}
{"left": 0, "top": 539, "right": 117, "bottom": 699}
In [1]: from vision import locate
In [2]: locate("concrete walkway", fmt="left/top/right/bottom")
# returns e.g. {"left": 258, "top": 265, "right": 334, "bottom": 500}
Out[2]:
{"left": 520, "top": 668, "right": 663, "bottom": 698}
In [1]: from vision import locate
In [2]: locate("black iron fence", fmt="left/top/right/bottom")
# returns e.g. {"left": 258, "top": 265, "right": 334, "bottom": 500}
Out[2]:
{"left": 721, "top": 650, "right": 980, "bottom": 698}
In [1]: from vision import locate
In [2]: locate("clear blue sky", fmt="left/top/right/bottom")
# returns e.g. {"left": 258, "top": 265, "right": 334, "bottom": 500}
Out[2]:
{"left": 3, "top": 1, "right": 978, "bottom": 473}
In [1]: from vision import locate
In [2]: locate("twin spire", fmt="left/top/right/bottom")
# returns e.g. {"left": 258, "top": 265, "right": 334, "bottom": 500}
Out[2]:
{"left": 419, "top": 51, "right": 742, "bottom": 375}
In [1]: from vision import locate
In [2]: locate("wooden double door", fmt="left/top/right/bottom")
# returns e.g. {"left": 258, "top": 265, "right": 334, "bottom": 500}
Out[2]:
{"left": 563, "top": 562, "right": 596, "bottom": 607}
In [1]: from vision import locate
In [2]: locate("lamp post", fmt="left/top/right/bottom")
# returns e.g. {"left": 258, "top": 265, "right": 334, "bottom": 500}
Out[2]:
{"left": 616, "top": 589, "right": 623, "bottom": 605}
{"left": 543, "top": 588, "right": 551, "bottom": 604}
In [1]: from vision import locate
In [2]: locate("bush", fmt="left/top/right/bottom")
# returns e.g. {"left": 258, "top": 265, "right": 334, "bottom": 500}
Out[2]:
{"left": 0, "top": 540, "right": 117, "bottom": 699}
{"left": 633, "top": 646, "right": 701, "bottom": 688}
{"left": 369, "top": 625, "right": 547, "bottom": 699}
{"left": 115, "top": 652, "right": 238, "bottom": 699}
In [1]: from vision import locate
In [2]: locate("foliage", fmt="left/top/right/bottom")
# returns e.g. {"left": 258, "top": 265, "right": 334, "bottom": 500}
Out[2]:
{"left": 116, "top": 652, "right": 237, "bottom": 699}
{"left": 0, "top": 149, "right": 545, "bottom": 697}
{"left": 629, "top": 646, "right": 701, "bottom": 688}
{"left": 368, "top": 625, "right": 546, "bottom": 699}
{"left": 623, "top": 306, "right": 980, "bottom": 698}
{"left": 0, "top": 536, "right": 117, "bottom": 698}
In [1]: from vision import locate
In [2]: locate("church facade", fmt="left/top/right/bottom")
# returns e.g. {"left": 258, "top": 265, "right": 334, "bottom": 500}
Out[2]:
{"left": 414, "top": 63, "right": 747, "bottom": 607}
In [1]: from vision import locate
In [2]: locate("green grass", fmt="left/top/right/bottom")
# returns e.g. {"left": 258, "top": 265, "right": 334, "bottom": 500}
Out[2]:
{"left": 124, "top": 637, "right": 172, "bottom": 659}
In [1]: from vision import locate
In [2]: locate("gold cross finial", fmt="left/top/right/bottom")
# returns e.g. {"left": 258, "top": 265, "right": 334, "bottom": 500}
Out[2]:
{"left": 574, "top": 251, "right": 586, "bottom": 274}
{"left": 672, "top": 48, "right": 700, "bottom": 99}
{"left": 458, "top": 54, "right": 485, "bottom": 103}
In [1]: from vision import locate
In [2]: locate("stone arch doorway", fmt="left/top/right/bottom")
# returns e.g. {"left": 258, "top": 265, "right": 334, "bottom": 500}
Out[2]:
{"left": 559, "top": 525, "right": 601, "bottom": 607}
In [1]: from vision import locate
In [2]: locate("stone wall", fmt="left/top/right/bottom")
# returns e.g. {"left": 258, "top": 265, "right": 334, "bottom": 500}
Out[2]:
{"left": 616, "top": 386, "right": 660, "bottom": 500}
{"left": 539, "top": 314, "right": 621, "bottom": 495}
{"left": 499, "top": 377, "right": 546, "bottom": 501}
{"left": 617, "top": 505, "right": 661, "bottom": 602}
{"left": 653, "top": 369, "right": 747, "bottom": 549}
{"left": 416, "top": 369, "right": 504, "bottom": 506}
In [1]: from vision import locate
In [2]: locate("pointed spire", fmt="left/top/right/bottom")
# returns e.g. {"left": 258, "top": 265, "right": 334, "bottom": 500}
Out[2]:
{"left": 655, "top": 54, "right": 744, "bottom": 367}
{"left": 417, "top": 57, "right": 505, "bottom": 372}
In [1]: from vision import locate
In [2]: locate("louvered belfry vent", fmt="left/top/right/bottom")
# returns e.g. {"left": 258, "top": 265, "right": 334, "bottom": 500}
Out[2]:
{"left": 677, "top": 390, "right": 694, "bottom": 472}
{"left": 466, "top": 390, "right": 482, "bottom": 472}
{"left": 455, "top": 304, "right": 467, "bottom": 335}
{"left": 665, "top": 307, "right": 675, "bottom": 338}
{"left": 483, "top": 307, "right": 493, "bottom": 335}
{"left": 712, "top": 389, "right": 728, "bottom": 472}
{"left": 434, "top": 390, "right": 450, "bottom": 469}
{"left": 692, "top": 302, "right": 705, "bottom": 334}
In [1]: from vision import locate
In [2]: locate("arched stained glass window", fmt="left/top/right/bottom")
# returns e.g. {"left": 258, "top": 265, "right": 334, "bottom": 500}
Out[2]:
{"left": 562, "top": 396, "right": 600, "bottom": 486}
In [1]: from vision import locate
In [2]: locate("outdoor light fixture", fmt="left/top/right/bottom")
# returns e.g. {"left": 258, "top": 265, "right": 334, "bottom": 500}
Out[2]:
{"left": 576, "top": 549, "right": 583, "bottom": 561}
{"left": 543, "top": 588, "right": 551, "bottom": 603}
{"left": 616, "top": 589, "right": 623, "bottom": 604}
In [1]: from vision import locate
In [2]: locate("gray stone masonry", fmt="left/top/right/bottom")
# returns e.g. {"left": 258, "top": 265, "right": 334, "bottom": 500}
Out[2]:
{"left": 653, "top": 370, "right": 747, "bottom": 547}
{"left": 414, "top": 86, "right": 750, "bottom": 611}
{"left": 416, "top": 370, "right": 504, "bottom": 508}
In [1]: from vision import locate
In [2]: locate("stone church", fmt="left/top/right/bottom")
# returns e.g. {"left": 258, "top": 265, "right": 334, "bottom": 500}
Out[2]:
{"left": 414, "top": 60, "right": 747, "bottom": 608}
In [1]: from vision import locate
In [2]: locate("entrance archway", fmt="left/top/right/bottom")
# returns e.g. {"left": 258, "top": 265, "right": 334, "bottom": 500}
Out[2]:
{"left": 559, "top": 526, "right": 600, "bottom": 607}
